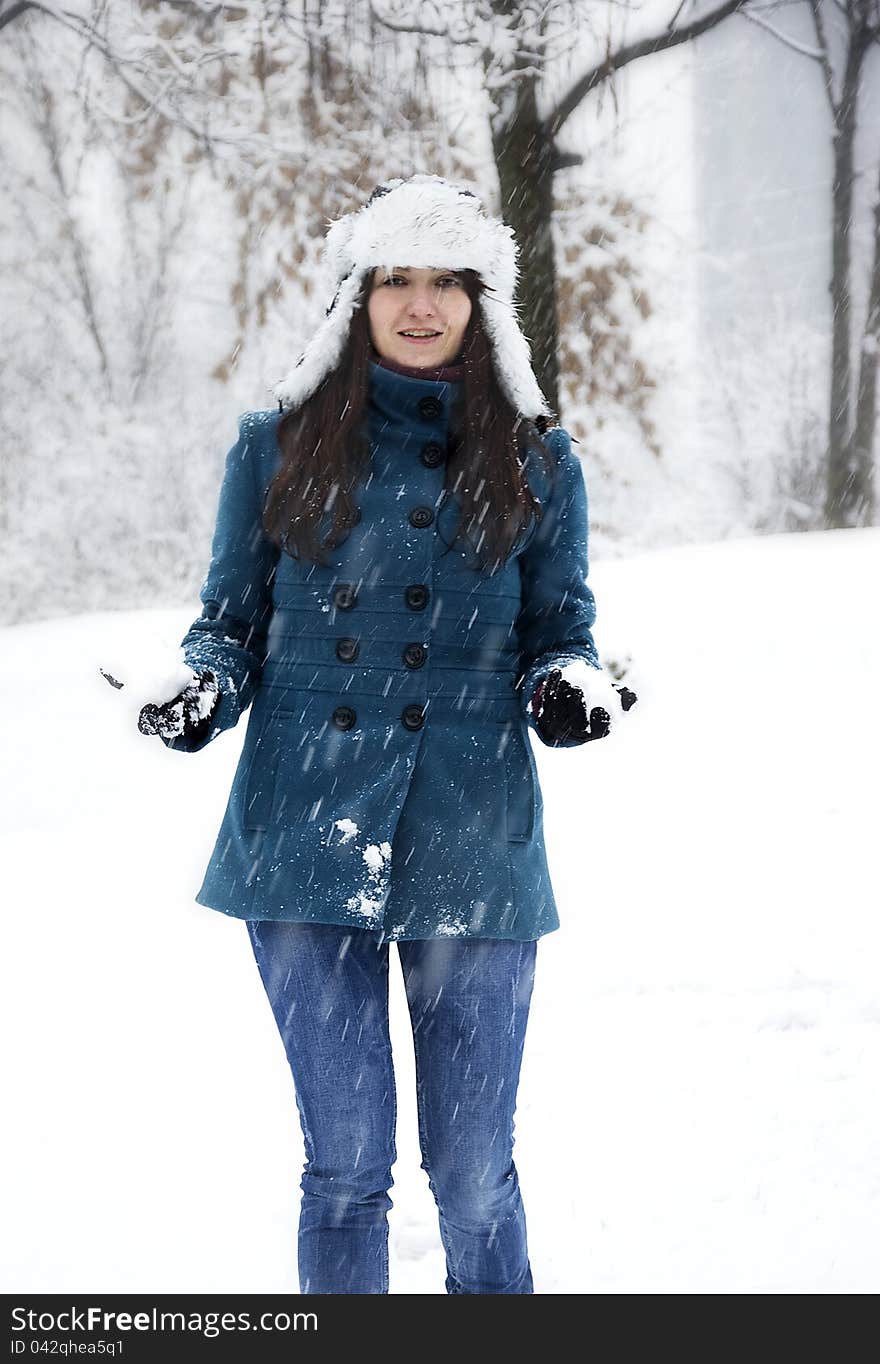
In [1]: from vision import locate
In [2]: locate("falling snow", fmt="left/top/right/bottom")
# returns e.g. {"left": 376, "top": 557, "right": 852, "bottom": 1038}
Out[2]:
{"left": 5, "top": 526, "right": 879, "bottom": 1292}
{"left": 4, "top": 0, "right": 879, "bottom": 1299}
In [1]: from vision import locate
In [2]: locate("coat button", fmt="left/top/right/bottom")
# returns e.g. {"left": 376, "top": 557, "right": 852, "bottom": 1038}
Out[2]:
{"left": 401, "top": 703, "right": 426, "bottom": 731}
{"left": 336, "top": 637, "right": 359, "bottom": 663}
{"left": 333, "top": 583, "right": 357, "bottom": 610}
{"left": 332, "top": 705, "right": 357, "bottom": 730}
{"left": 418, "top": 396, "right": 443, "bottom": 420}
{"left": 420, "top": 441, "right": 445, "bottom": 468}
{"left": 403, "top": 643, "right": 427, "bottom": 669}
{"left": 409, "top": 505, "right": 435, "bottom": 528}
{"left": 404, "top": 583, "right": 429, "bottom": 610}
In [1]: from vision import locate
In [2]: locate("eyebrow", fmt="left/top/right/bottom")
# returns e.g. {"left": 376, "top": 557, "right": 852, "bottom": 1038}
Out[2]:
{"left": 382, "top": 267, "right": 461, "bottom": 276}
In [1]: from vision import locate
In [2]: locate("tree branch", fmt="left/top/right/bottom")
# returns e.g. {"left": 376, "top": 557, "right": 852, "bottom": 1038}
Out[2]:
{"left": 808, "top": 0, "right": 839, "bottom": 116}
{"left": 550, "top": 147, "right": 584, "bottom": 172}
{"left": 0, "top": 1, "right": 37, "bottom": 32}
{"left": 5, "top": 0, "right": 267, "bottom": 153}
{"left": 367, "top": 0, "right": 471, "bottom": 42}
{"left": 741, "top": 9, "right": 824, "bottom": 59}
{"left": 367, "top": 15, "right": 445, "bottom": 39}
{"left": 151, "top": 0, "right": 248, "bottom": 18}
{"left": 544, "top": 0, "right": 750, "bottom": 139}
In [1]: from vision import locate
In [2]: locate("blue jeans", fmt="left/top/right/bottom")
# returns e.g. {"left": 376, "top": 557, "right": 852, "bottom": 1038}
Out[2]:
{"left": 246, "top": 920, "right": 538, "bottom": 1294}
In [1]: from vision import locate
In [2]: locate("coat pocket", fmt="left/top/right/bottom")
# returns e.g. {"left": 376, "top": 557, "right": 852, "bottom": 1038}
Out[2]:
{"left": 240, "top": 712, "right": 285, "bottom": 831}
{"left": 503, "top": 724, "right": 538, "bottom": 842}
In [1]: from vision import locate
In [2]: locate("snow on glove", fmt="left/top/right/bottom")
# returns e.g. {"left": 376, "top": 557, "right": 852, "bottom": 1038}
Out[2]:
{"left": 531, "top": 663, "right": 638, "bottom": 746}
{"left": 98, "top": 638, "right": 199, "bottom": 716}
{"left": 137, "top": 668, "right": 220, "bottom": 744}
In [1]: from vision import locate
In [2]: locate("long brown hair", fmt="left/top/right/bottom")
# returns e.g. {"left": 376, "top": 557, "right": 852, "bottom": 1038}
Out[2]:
{"left": 262, "top": 269, "right": 556, "bottom": 573}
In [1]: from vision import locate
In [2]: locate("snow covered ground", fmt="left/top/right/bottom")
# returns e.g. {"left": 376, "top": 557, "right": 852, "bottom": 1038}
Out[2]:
{"left": 2, "top": 527, "right": 878, "bottom": 1294}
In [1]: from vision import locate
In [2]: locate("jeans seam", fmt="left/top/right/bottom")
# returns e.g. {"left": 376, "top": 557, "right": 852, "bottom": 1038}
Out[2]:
{"left": 381, "top": 950, "right": 395, "bottom": 1294}
{"left": 410, "top": 1022, "right": 433, "bottom": 1186}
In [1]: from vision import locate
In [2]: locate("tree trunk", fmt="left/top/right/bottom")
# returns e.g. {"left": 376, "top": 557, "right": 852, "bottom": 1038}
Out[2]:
{"left": 825, "top": 41, "right": 867, "bottom": 528}
{"left": 485, "top": 0, "right": 559, "bottom": 415}
{"left": 491, "top": 66, "right": 560, "bottom": 417}
{"left": 851, "top": 157, "right": 880, "bottom": 525}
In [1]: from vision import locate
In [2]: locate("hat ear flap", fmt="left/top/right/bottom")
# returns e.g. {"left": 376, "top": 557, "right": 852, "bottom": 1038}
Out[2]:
{"left": 324, "top": 213, "right": 357, "bottom": 281}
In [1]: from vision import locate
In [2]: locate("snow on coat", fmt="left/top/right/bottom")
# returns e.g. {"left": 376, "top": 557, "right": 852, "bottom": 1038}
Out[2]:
{"left": 164, "top": 361, "right": 602, "bottom": 943}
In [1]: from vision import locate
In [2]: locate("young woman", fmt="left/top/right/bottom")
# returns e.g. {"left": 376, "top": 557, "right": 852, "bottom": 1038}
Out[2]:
{"left": 134, "top": 174, "right": 636, "bottom": 1294}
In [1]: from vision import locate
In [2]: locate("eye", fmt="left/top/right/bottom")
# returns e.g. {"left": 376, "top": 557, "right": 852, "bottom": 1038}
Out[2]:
{"left": 380, "top": 274, "right": 408, "bottom": 287}
{"left": 436, "top": 276, "right": 461, "bottom": 289}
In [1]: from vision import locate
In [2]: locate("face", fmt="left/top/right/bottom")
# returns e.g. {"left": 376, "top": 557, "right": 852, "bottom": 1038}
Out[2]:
{"left": 367, "top": 266, "right": 472, "bottom": 367}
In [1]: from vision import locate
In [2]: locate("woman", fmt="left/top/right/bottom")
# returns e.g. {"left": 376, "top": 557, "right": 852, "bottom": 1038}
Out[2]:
{"left": 133, "top": 174, "right": 636, "bottom": 1294}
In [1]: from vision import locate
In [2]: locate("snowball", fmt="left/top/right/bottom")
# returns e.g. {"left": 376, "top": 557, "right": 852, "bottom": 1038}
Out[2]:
{"left": 558, "top": 659, "right": 624, "bottom": 717}
{"left": 98, "top": 626, "right": 198, "bottom": 729}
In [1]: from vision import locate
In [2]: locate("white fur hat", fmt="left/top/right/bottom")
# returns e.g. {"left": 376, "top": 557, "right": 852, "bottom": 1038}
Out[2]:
{"left": 271, "top": 173, "right": 551, "bottom": 420}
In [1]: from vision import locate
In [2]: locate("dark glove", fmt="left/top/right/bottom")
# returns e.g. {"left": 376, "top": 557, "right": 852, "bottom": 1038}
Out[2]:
{"left": 531, "top": 668, "right": 637, "bottom": 746}
{"left": 137, "top": 668, "right": 220, "bottom": 745}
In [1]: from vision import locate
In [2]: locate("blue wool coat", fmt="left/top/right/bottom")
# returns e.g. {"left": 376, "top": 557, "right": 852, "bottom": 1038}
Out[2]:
{"left": 166, "top": 361, "right": 602, "bottom": 942}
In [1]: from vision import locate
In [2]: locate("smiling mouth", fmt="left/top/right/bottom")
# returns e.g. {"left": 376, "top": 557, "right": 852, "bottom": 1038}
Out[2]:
{"left": 399, "top": 330, "right": 442, "bottom": 339}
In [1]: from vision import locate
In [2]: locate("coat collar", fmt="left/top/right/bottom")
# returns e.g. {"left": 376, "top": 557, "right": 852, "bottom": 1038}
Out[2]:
{"left": 371, "top": 351, "right": 465, "bottom": 383}
{"left": 367, "top": 359, "right": 463, "bottom": 435}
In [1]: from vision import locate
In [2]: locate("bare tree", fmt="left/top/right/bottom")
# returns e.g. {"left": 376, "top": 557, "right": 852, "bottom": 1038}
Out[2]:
{"left": 0, "top": 9, "right": 207, "bottom": 407}
{"left": 0, "top": 1, "right": 479, "bottom": 625}
{"left": 747, "top": 0, "right": 880, "bottom": 527}
{"left": 853, "top": 155, "right": 880, "bottom": 512}
{"left": 3, "top": 1, "right": 749, "bottom": 420}
{"left": 0, "top": 0, "right": 305, "bottom": 159}
{"left": 371, "top": 0, "right": 750, "bottom": 413}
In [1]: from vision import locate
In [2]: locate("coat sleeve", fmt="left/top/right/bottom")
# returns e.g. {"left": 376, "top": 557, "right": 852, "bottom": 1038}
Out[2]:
{"left": 162, "top": 411, "right": 279, "bottom": 753}
{"left": 514, "top": 426, "right": 603, "bottom": 749}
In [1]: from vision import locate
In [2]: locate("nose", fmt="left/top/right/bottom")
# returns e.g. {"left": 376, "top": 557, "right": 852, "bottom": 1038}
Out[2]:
{"left": 405, "top": 286, "right": 439, "bottom": 319}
